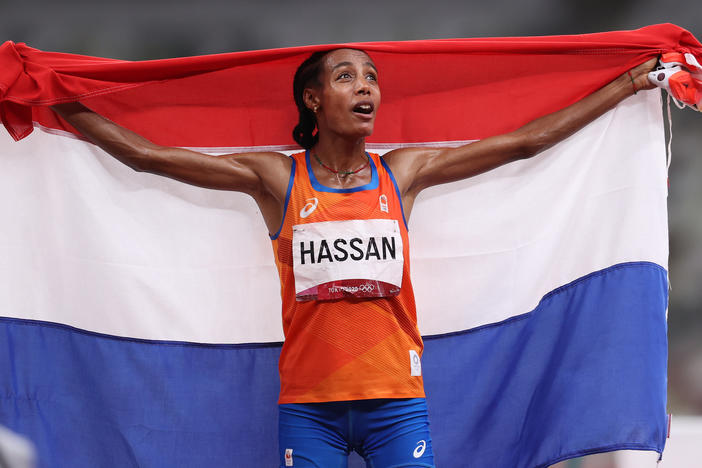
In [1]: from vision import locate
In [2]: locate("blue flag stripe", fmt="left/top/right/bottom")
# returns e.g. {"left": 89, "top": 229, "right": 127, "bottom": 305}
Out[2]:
{"left": 424, "top": 261, "right": 668, "bottom": 467}
{"left": 0, "top": 261, "right": 667, "bottom": 467}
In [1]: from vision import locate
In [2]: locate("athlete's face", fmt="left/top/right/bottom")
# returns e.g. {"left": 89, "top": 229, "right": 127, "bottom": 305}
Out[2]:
{"left": 306, "top": 49, "right": 381, "bottom": 140}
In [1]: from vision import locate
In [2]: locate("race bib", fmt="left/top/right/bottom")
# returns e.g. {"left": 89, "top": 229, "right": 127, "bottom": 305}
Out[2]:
{"left": 292, "top": 219, "right": 404, "bottom": 301}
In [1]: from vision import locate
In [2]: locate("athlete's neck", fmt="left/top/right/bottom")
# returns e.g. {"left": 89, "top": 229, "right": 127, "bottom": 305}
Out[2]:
{"left": 310, "top": 133, "right": 371, "bottom": 189}
{"left": 314, "top": 132, "right": 367, "bottom": 172}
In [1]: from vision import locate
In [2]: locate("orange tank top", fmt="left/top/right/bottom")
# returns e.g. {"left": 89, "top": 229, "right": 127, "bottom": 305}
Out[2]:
{"left": 271, "top": 151, "right": 425, "bottom": 404}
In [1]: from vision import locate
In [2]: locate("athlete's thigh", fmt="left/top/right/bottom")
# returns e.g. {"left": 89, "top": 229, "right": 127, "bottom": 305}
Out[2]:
{"left": 279, "top": 402, "right": 350, "bottom": 468}
{"left": 358, "top": 398, "right": 435, "bottom": 468}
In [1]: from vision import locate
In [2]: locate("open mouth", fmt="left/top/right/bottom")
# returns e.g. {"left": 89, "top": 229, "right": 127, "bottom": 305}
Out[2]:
{"left": 352, "top": 103, "right": 374, "bottom": 115}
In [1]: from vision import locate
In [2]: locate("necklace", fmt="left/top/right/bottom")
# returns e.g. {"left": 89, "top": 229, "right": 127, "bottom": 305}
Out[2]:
{"left": 313, "top": 152, "right": 370, "bottom": 181}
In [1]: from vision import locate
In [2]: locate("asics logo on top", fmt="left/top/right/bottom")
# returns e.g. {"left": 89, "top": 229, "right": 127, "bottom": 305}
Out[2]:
{"left": 413, "top": 440, "right": 427, "bottom": 458}
{"left": 299, "top": 198, "right": 319, "bottom": 218}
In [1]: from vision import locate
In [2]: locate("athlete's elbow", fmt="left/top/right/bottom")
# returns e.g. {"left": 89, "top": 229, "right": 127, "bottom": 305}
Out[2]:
{"left": 129, "top": 144, "right": 164, "bottom": 173}
{"left": 518, "top": 142, "right": 547, "bottom": 160}
{"left": 513, "top": 129, "right": 550, "bottom": 160}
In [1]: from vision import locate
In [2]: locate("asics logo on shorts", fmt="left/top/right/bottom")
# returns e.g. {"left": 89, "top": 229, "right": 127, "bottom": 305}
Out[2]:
{"left": 299, "top": 198, "right": 318, "bottom": 218}
{"left": 413, "top": 440, "right": 426, "bottom": 458}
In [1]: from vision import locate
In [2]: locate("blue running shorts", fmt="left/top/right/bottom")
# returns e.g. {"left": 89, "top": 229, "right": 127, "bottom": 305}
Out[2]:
{"left": 278, "top": 398, "right": 435, "bottom": 468}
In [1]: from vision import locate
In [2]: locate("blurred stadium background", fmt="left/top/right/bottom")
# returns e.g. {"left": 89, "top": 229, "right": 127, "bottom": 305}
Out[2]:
{"left": 2, "top": 0, "right": 700, "bottom": 466}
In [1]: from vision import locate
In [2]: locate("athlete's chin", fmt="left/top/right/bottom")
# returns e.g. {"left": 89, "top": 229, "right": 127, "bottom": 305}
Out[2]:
{"left": 339, "top": 128, "right": 374, "bottom": 142}
{"left": 334, "top": 119, "right": 376, "bottom": 140}
{"left": 355, "top": 121, "right": 376, "bottom": 137}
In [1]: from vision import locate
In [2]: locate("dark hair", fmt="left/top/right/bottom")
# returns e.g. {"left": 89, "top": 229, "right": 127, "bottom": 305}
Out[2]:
{"left": 292, "top": 50, "right": 331, "bottom": 149}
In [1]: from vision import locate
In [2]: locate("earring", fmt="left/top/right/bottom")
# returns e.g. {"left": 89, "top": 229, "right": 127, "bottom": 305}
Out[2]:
{"left": 313, "top": 105, "right": 319, "bottom": 114}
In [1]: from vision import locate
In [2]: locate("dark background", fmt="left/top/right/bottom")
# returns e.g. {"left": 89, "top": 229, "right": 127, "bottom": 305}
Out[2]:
{"left": 3, "top": 0, "right": 701, "bottom": 415}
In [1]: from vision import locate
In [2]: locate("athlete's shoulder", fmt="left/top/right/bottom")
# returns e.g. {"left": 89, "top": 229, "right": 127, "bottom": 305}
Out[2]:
{"left": 381, "top": 147, "right": 433, "bottom": 164}
{"left": 221, "top": 150, "right": 293, "bottom": 199}
{"left": 225, "top": 150, "right": 290, "bottom": 163}
{"left": 380, "top": 147, "right": 439, "bottom": 198}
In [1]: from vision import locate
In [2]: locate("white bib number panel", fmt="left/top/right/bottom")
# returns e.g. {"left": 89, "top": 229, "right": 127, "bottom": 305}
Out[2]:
{"left": 292, "top": 219, "right": 404, "bottom": 300}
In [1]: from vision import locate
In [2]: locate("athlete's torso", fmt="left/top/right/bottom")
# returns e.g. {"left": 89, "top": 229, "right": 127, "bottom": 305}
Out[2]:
{"left": 271, "top": 151, "right": 425, "bottom": 404}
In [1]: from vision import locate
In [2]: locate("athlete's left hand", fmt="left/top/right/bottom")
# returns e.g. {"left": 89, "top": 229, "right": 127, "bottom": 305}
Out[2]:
{"left": 628, "top": 57, "right": 659, "bottom": 92}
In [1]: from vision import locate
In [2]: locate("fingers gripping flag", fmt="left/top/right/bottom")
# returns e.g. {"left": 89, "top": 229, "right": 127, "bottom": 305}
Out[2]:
{"left": 1, "top": 24, "right": 700, "bottom": 468}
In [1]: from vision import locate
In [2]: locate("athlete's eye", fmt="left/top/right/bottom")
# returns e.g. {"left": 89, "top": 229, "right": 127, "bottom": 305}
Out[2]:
{"left": 337, "top": 72, "right": 352, "bottom": 80}
{"left": 366, "top": 73, "right": 377, "bottom": 82}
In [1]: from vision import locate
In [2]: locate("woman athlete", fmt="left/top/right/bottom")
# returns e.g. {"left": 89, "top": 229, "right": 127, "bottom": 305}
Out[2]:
{"left": 52, "top": 49, "right": 657, "bottom": 468}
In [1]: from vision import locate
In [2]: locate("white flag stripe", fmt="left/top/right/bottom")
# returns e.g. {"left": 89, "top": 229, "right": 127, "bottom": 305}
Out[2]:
{"left": 0, "top": 92, "right": 666, "bottom": 342}
{"left": 411, "top": 91, "right": 668, "bottom": 334}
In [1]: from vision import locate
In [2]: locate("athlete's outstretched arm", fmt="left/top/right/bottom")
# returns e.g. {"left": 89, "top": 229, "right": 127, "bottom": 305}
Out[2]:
{"left": 51, "top": 102, "right": 292, "bottom": 233}
{"left": 51, "top": 102, "right": 290, "bottom": 197}
{"left": 384, "top": 58, "right": 658, "bottom": 209}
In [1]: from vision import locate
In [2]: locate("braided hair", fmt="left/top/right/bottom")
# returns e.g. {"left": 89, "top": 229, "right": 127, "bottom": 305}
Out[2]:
{"left": 292, "top": 50, "right": 331, "bottom": 149}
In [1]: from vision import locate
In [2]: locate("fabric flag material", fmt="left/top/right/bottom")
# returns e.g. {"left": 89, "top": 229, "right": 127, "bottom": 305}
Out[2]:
{"left": 0, "top": 24, "right": 699, "bottom": 467}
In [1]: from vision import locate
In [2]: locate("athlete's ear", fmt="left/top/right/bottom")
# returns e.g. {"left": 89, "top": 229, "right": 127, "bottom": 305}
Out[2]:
{"left": 303, "top": 88, "right": 321, "bottom": 114}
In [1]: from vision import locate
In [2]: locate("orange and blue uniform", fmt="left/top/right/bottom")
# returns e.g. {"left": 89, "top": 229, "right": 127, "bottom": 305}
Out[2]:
{"left": 272, "top": 151, "right": 435, "bottom": 467}
{"left": 270, "top": 151, "right": 425, "bottom": 405}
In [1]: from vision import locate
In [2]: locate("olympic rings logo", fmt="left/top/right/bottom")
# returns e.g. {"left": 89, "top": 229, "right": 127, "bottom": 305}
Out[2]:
{"left": 327, "top": 283, "right": 376, "bottom": 294}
